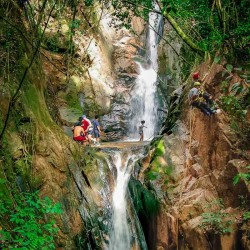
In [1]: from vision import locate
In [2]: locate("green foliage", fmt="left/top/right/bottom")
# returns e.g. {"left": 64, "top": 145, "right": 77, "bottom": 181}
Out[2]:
{"left": 146, "top": 169, "right": 158, "bottom": 181}
{"left": 220, "top": 94, "right": 247, "bottom": 119}
{"left": 219, "top": 78, "right": 250, "bottom": 147}
{"left": 70, "top": 19, "right": 81, "bottom": 30}
{"left": 243, "top": 211, "right": 250, "bottom": 221}
{"left": 226, "top": 64, "right": 233, "bottom": 72}
{"left": 110, "top": 0, "right": 250, "bottom": 60}
{"left": 214, "top": 56, "right": 221, "bottom": 64}
{"left": 44, "top": 36, "right": 62, "bottom": 53}
{"left": 233, "top": 166, "right": 250, "bottom": 185}
{"left": 82, "top": 96, "right": 102, "bottom": 117}
{"left": 65, "top": 93, "right": 82, "bottom": 111}
{"left": 111, "top": 0, "right": 153, "bottom": 30}
{"left": 146, "top": 139, "right": 173, "bottom": 184}
{"left": 84, "top": 0, "right": 94, "bottom": 7}
{"left": 238, "top": 195, "right": 250, "bottom": 225}
{"left": 201, "top": 199, "right": 233, "bottom": 235}
{"left": 129, "top": 177, "right": 159, "bottom": 217}
{"left": 201, "top": 212, "right": 233, "bottom": 234}
{"left": 233, "top": 173, "right": 250, "bottom": 185}
{"left": 0, "top": 191, "right": 62, "bottom": 250}
{"left": 154, "top": 139, "right": 165, "bottom": 157}
{"left": 162, "top": 0, "right": 250, "bottom": 59}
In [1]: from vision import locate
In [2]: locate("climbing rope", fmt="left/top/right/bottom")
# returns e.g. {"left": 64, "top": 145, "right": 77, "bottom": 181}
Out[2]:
{"left": 145, "top": 133, "right": 157, "bottom": 141}
{"left": 176, "top": 107, "right": 194, "bottom": 249}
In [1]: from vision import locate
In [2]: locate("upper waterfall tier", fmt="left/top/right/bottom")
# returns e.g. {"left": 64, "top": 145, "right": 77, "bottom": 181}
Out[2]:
{"left": 128, "top": 3, "right": 162, "bottom": 141}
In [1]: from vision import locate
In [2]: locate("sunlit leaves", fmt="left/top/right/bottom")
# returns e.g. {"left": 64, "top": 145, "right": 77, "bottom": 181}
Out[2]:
{"left": 233, "top": 166, "right": 250, "bottom": 185}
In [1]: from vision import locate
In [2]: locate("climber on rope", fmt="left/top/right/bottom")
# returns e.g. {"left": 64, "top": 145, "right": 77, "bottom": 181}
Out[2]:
{"left": 139, "top": 120, "right": 147, "bottom": 141}
{"left": 192, "top": 72, "right": 214, "bottom": 104}
{"left": 188, "top": 81, "right": 218, "bottom": 116}
{"left": 192, "top": 71, "right": 207, "bottom": 83}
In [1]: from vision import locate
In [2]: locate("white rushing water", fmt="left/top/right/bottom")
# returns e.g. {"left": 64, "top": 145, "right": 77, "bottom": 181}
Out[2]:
{"left": 108, "top": 5, "right": 162, "bottom": 250}
{"left": 108, "top": 151, "right": 144, "bottom": 250}
{"left": 128, "top": 4, "right": 162, "bottom": 141}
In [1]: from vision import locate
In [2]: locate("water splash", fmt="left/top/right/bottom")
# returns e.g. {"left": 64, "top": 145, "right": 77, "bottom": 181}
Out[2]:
{"left": 108, "top": 151, "right": 144, "bottom": 250}
{"left": 128, "top": 4, "right": 162, "bottom": 141}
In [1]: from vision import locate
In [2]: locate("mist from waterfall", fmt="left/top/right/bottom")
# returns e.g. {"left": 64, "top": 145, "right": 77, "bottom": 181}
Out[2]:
{"left": 128, "top": 4, "right": 162, "bottom": 141}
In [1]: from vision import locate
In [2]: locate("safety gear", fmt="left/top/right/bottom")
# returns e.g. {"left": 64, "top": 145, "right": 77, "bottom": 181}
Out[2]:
{"left": 189, "top": 86, "right": 205, "bottom": 103}
{"left": 194, "top": 81, "right": 201, "bottom": 86}
{"left": 192, "top": 72, "right": 199, "bottom": 80}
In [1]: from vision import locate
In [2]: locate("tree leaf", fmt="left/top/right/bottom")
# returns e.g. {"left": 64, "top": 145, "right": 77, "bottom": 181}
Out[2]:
{"left": 226, "top": 64, "right": 233, "bottom": 72}
{"left": 214, "top": 56, "right": 221, "bottom": 63}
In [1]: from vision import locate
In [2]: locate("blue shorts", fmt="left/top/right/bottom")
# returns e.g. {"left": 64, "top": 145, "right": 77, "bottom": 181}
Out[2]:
{"left": 92, "top": 130, "right": 100, "bottom": 138}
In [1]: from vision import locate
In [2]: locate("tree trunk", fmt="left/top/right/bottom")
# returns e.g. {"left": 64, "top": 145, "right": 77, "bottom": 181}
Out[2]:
{"left": 163, "top": 11, "right": 205, "bottom": 57}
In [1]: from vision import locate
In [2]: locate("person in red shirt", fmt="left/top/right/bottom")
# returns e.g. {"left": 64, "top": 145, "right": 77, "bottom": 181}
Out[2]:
{"left": 81, "top": 115, "right": 91, "bottom": 136}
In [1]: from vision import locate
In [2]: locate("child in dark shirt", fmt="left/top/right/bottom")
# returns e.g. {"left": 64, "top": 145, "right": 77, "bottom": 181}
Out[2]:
{"left": 139, "top": 120, "right": 147, "bottom": 141}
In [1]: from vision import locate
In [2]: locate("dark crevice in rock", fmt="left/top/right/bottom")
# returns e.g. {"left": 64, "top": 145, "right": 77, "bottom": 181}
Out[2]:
{"left": 81, "top": 170, "right": 91, "bottom": 188}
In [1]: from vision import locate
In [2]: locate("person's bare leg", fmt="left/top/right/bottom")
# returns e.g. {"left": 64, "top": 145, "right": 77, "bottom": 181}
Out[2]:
{"left": 88, "top": 134, "right": 92, "bottom": 145}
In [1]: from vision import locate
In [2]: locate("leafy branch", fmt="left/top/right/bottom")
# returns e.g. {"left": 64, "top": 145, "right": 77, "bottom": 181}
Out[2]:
{"left": 0, "top": 191, "right": 62, "bottom": 249}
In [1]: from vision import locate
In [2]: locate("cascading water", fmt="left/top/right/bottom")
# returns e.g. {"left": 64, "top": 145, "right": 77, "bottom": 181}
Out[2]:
{"left": 108, "top": 149, "right": 147, "bottom": 250}
{"left": 128, "top": 4, "right": 162, "bottom": 141}
{"left": 109, "top": 153, "right": 131, "bottom": 250}
{"left": 107, "top": 5, "right": 162, "bottom": 250}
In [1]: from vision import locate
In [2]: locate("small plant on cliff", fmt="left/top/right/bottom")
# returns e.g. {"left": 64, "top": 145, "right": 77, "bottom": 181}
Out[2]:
{"left": 233, "top": 167, "right": 250, "bottom": 223}
{"left": 220, "top": 80, "right": 249, "bottom": 119}
{"left": 146, "top": 139, "right": 173, "bottom": 184}
{"left": 201, "top": 199, "right": 233, "bottom": 235}
{"left": 0, "top": 190, "right": 62, "bottom": 250}
{"left": 233, "top": 166, "right": 250, "bottom": 185}
{"left": 128, "top": 177, "right": 159, "bottom": 217}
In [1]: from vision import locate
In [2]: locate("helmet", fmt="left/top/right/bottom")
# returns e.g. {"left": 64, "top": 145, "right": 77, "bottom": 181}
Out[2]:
{"left": 194, "top": 81, "right": 201, "bottom": 86}
{"left": 192, "top": 72, "right": 199, "bottom": 80}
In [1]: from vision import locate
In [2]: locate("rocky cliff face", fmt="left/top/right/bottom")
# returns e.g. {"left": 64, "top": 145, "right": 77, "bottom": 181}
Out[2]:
{"left": 40, "top": 2, "right": 146, "bottom": 140}
{"left": 139, "top": 62, "right": 250, "bottom": 249}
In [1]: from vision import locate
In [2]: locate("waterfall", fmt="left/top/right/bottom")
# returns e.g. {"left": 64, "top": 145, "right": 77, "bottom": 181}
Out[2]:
{"left": 128, "top": 4, "right": 162, "bottom": 141}
{"left": 108, "top": 149, "right": 147, "bottom": 250}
